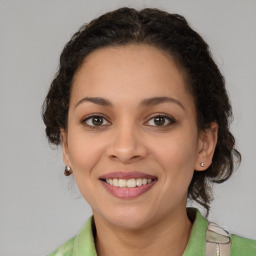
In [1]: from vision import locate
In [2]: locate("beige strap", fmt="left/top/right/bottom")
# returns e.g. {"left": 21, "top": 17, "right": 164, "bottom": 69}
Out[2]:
{"left": 206, "top": 222, "right": 231, "bottom": 256}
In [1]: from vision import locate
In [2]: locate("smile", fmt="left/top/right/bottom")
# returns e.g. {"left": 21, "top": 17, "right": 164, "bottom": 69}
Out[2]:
{"left": 104, "top": 178, "right": 155, "bottom": 188}
{"left": 99, "top": 171, "right": 158, "bottom": 199}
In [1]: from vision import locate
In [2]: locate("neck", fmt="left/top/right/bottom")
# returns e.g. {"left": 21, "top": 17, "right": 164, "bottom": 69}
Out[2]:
{"left": 94, "top": 208, "right": 192, "bottom": 256}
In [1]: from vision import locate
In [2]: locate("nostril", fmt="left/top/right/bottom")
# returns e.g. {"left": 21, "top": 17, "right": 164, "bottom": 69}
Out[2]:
{"left": 106, "top": 141, "right": 148, "bottom": 163}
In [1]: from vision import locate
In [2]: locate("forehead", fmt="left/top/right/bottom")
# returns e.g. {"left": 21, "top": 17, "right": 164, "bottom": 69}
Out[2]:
{"left": 71, "top": 44, "right": 194, "bottom": 112}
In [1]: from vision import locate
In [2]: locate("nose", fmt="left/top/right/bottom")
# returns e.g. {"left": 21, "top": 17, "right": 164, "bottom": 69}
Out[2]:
{"left": 106, "top": 125, "right": 148, "bottom": 164}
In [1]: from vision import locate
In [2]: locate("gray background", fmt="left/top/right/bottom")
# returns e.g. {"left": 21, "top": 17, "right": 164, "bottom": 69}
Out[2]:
{"left": 1, "top": 0, "right": 255, "bottom": 255}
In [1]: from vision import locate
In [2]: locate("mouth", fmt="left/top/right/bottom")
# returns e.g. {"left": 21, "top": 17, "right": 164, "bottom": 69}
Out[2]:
{"left": 100, "top": 177, "right": 157, "bottom": 188}
{"left": 99, "top": 171, "right": 158, "bottom": 199}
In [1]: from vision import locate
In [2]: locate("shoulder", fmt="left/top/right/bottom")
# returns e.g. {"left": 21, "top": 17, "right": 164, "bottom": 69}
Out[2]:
{"left": 231, "top": 234, "right": 256, "bottom": 255}
{"left": 47, "top": 236, "right": 76, "bottom": 256}
{"left": 47, "top": 216, "right": 97, "bottom": 256}
{"left": 206, "top": 221, "right": 256, "bottom": 255}
{"left": 186, "top": 208, "right": 256, "bottom": 256}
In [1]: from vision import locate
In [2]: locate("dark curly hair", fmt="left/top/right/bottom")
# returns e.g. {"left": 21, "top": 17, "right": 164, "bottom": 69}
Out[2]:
{"left": 42, "top": 7, "right": 241, "bottom": 215}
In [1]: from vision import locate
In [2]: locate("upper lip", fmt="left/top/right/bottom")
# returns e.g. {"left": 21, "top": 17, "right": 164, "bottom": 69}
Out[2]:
{"left": 99, "top": 171, "right": 157, "bottom": 180}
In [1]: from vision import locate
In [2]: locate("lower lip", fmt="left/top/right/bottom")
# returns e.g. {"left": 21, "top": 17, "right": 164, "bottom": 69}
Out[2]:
{"left": 101, "top": 180, "right": 157, "bottom": 199}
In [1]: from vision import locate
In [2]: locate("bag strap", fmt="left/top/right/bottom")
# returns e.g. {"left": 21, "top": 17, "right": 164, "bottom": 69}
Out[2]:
{"left": 206, "top": 222, "right": 232, "bottom": 256}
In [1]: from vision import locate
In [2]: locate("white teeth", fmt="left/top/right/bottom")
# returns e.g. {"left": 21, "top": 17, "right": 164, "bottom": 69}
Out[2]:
{"left": 113, "top": 178, "right": 118, "bottom": 187}
{"left": 118, "top": 179, "right": 127, "bottom": 188}
{"left": 127, "top": 179, "right": 136, "bottom": 188}
{"left": 105, "top": 178, "right": 155, "bottom": 188}
{"left": 136, "top": 178, "right": 142, "bottom": 186}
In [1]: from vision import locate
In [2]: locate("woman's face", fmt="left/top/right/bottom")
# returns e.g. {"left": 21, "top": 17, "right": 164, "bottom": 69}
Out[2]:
{"left": 62, "top": 45, "right": 206, "bottom": 229}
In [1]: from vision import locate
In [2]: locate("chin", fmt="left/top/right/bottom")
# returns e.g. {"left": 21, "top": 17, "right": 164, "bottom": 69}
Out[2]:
{"left": 96, "top": 206, "right": 156, "bottom": 230}
{"left": 111, "top": 215, "right": 153, "bottom": 230}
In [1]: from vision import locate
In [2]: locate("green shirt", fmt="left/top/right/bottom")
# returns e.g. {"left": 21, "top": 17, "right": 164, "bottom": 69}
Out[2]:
{"left": 48, "top": 209, "right": 256, "bottom": 256}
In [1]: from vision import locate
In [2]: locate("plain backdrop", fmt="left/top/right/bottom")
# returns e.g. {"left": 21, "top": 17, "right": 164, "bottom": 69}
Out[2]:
{"left": 1, "top": 0, "right": 256, "bottom": 255}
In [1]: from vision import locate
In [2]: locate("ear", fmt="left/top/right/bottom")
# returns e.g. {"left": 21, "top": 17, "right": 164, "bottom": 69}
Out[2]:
{"left": 194, "top": 122, "right": 218, "bottom": 171}
{"left": 60, "top": 128, "right": 71, "bottom": 167}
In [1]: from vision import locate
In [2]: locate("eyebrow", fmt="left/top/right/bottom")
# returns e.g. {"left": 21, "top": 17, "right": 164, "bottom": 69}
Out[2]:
{"left": 140, "top": 97, "right": 185, "bottom": 110}
{"left": 75, "top": 97, "right": 113, "bottom": 108}
{"left": 75, "top": 96, "right": 185, "bottom": 110}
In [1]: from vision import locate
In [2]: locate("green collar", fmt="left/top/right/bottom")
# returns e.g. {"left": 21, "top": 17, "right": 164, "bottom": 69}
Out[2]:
{"left": 73, "top": 216, "right": 97, "bottom": 256}
{"left": 183, "top": 208, "right": 208, "bottom": 255}
{"left": 72, "top": 208, "right": 208, "bottom": 256}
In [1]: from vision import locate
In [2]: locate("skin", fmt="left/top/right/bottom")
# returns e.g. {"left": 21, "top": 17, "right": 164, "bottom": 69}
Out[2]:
{"left": 61, "top": 44, "right": 218, "bottom": 256}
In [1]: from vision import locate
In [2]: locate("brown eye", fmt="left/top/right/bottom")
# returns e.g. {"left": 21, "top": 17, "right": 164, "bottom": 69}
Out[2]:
{"left": 82, "top": 115, "right": 110, "bottom": 127}
{"left": 91, "top": 116, "right": 104, "bottom": 126}
{"left": 147, "top": 115, "right": 175, "bottom": 127}
{"left": 154, "top": 116, "right": 166, "bottom": 126}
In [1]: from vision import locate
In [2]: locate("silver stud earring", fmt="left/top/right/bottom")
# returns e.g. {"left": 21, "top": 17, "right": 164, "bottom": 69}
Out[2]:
{"left": 200, "top": 162, "right": 205, "bottom": 167}
{"left": 64, "top": 166, "right": 72, "bottom": 176}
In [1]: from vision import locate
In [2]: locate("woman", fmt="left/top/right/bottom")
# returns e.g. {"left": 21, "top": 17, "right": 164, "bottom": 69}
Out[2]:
{"left": 43, "top": 7, "right": 256, "bottom": 256}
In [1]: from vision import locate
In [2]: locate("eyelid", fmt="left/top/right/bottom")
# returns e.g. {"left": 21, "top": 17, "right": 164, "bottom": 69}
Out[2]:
{"left": 144, "top": 113, "right": 176, "bottom": 127}
{"left": 81, "top": 113, "right": 176, "bottom": 128}
{"left": 81, "top": 114, "right": 111, "bottom": 127}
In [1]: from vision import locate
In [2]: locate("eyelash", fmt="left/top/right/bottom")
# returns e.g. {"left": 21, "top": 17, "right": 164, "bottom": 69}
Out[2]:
{"left": 145, "top": 114, "right": 176, "bottom": 127}
{"left": 81, "top": 114, "right": 111, "bottom": 129}
{"left": 81, "top": 114, "right": 176, "bottom": 129}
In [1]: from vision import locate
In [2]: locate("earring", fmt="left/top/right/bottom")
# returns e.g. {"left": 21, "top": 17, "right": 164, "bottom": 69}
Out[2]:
{"left": 64, "top": 166, "right": 72, "bottom": 176}
{"left": 200, "top": 162, "right": 205, "bottom": 167}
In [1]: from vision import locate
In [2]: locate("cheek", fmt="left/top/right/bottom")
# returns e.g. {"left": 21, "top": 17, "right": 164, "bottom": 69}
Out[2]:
{"left": 68, "top": 131, "right": 106, "bottom": 176}
{"left": 67, "top": 133, "right": 106, "bottom": 206}
{"left": 155, "top": 129, "right": 198, "bottom": 184}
